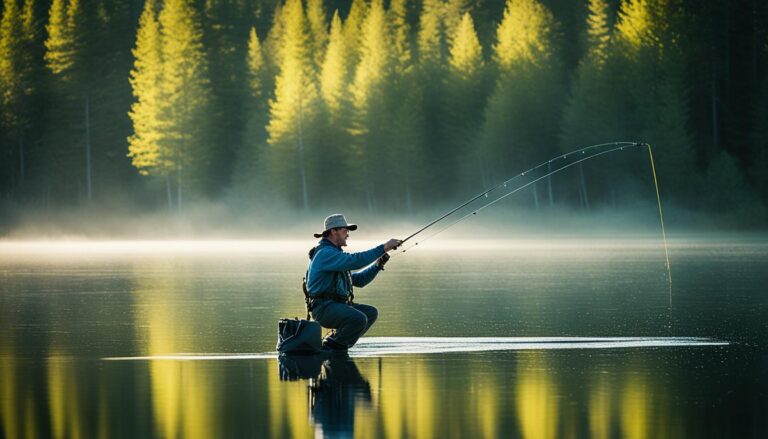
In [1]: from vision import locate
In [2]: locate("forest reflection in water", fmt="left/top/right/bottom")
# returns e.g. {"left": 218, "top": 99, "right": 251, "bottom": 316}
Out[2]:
{"left": 0, "top": 239, "right": 765, "bottom": 437}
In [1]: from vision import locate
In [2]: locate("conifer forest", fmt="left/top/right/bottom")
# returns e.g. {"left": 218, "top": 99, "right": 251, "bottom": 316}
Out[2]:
{"left": 1, "top": 0, "right": 767, "bottom": 227}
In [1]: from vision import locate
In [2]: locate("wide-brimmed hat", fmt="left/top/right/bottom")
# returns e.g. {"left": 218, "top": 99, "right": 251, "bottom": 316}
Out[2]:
{"left": 313, "top": 214, "right": 358, "bottom": 238}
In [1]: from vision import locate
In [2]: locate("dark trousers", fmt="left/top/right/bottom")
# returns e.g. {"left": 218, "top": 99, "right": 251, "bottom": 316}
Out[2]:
{"left": 311, "top": 302, "right": 378, "bottom": 348}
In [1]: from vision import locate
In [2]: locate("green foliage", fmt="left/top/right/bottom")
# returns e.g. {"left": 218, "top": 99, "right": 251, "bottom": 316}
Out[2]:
{"left": 128, "top": 0, "right": 163, "bottom": 175}
{"left": 157, "top": 0, "right": 212, "bottom": 203}
{"left": 480, "top": 0, "right": 564, "bottom": 188}
{"left": 43, "top": 0, "right": 75, "bottom": 76}
{"left": 445, "top": 12, "right": 488, "bottom": 189}
{"left": 232, "top": 26, "right": 270, "bottom": 198}
{"left": 2, "top": 0, "right": 767, "bottom": 223}
{"left": 265, "top": 0, "right": 319, "bottom": 208}
{"left": 0, "top": 0, "right": 29, "bottom": 134}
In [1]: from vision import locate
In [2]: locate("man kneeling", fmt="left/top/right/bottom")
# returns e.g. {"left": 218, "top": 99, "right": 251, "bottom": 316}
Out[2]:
{"left": 305, "top": 214, "right": 401, "bottom": 351}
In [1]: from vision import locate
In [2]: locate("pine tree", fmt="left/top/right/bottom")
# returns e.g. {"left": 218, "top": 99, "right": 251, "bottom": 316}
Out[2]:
{"left": 128, "top": 0, "right": 163, "bottom": 177}
{"left": 387, "top": 0, "right": 424, "bottom": 209}
{"left": 233, "top": 26, "right": 269, "bottom": 198}
{"left": 417, "top": 0, "right": 453, "bottom": 199}
{"left": 0, "top": 0, "right": 30, "bottom": 190}
{"left": 418, "top": 0, "right": 444, "bottom": 65}
{"left": 305, "top": 0, "right": 327, "bottom": 69}
{"left": 264, "top": 1, "right": 285, "bottom": 69}
{"left": 44, "top": 0, "right": 75, "bottom": 76}
{"left": 202, "top": 0, "right": 252, "bottom": 198}
{"left": 266, "top": 0, "right": 318, "bottom": 209}
{"left": 614, "top": 0, "right": 697, "bottom": 201}
{"left": 443, "top": 0, "right": 471, "bottom": 45}
{"left": 493, "top": 0, "right": 553, "bottom": 70}
{"left": 158, "top": 0, "right": 212, "bottom": 209}
{"left": 445, "top": 12, "right": 487, "bottom": 189}
{"left": 247, "top": 26, "right": 265, "bottom": 99}
{"left": 480, "top": 0, "right": 564, "bottom": 206}
{"left": 559, "top": 0, "right": 621, "bottom": 207}
{"left": 389, "top": 0, "right": 412, "bottom": 75}
{"left": 43, "top": 0, "right": 93, "bottom": 202}
{"left": 585, "top": 0, "right": 610, "bottom": 66}
{"left": 349, "top": 0, "right": 397, "bottom": 209}
{"left": 342, "top": 0, "right": 367, "bottom": 69}
{"left": 320, "top": 11, "right": 347, "bottom": 116}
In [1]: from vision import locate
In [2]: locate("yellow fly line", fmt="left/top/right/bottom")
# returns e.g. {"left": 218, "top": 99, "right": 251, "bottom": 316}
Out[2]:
{"left": 646, "top": 144, "right": 673, "bottom": 306}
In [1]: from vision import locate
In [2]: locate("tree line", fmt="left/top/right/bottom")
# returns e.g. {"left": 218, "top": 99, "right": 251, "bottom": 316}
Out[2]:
{"left": 1, "top": 0, "right": 767, "bottom": 222}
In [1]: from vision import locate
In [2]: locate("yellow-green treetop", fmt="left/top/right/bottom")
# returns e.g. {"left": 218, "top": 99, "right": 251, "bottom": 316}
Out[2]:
{"left": 158, "top": 0, "right": 210, "bottom": 173}
{"left": 320, "top": 11, "right": 347, "bottom": 115}
{"left": 448, "top": 12, "right": 483, "bottom": 79}
{"left": 493, "top": 0, "right": 554, "bottom": 71}
{"left": 247, "top": 26, "right": 265, "bottom": 98}
{"left": 305, "top": 0, "right": 327, "bottom": 69}
{"left": 586, "top": 0, "right": 611, "bottom": 65}
{"left": 128, "top": 0, "right": 163, "bottom": 175}
{"left": 616, "top": 0, "right": 652, "bottom": 51}
{"left": 342, "top": 0, "right": 367, "bottom": 66}
{"left": 65, "top": 0, "right": 86, "bottom": 69}
{"left": 443, "top": 0, "right": 471, "bottom": 43}
{"left": 265, "top": 2, "right": 285, "bottom": 67}
{"left": 267, "top": 0, "right": 317, "bottom": 145}
{"left": 44, "top": 0, "right": 75, "bottom": 75}
{"left": 0, "top": 0, "right": 24, "bottom": 130}
{"left": 418, "top": 0, "right": 444, "bottom": 65}
{"left": 352, "top": 0, "right": 391, "bottom": 114}
{"left": 388, "top": 0, "right": 412, "bottom": 74}
{"left": 616, "top": 0, "right": 674, "bottom": 57}
{"left": 21, "top": 0, "right": 37, "bottom": 42}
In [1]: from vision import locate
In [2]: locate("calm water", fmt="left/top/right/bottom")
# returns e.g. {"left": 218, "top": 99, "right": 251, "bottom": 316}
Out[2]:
{"left": 0, "top": 238, "right": 766, "bottom": 438}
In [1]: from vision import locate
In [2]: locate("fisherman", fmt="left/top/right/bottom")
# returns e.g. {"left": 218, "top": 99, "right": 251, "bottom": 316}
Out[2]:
{"left": 306, "top": 214, "right": 401, "bottom": 351}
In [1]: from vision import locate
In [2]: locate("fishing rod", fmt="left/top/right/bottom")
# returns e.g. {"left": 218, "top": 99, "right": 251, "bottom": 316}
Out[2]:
{"left": 400, "top": 141, "right": 645, "bottom": 246}
{"left": 395, "top": 141, "right": 672, "bottom": 292}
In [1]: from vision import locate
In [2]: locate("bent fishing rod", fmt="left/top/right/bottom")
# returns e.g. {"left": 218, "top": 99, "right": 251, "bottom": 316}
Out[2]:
{"left": 395, "top": 141, "right": 672, "bottom": 286}
{"left": 400, "top": 141, "right": 646, "bottom": 245}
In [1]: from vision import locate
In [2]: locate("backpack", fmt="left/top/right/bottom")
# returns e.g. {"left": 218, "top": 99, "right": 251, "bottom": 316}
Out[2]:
{"left": 275, "top": 246, "right": 323, "bottom": 354}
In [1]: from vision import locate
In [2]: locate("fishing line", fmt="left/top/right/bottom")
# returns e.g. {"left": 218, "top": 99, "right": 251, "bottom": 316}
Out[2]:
{"left": 647, "top": 144, "right": 673, "bottom": 306}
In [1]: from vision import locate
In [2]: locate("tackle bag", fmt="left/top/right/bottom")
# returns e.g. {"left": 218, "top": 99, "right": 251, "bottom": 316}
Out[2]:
{"left": 276, "top": 317, "right": 322, "bottom": 354}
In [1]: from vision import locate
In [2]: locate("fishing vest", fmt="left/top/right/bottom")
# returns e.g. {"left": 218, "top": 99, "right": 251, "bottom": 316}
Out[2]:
{"left": 302, "top": 247, "right": 354, "bottom": 318}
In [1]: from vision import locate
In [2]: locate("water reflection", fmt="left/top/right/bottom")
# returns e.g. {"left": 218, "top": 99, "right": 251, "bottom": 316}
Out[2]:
{"left": 278, "top": 353, "right": 372, "bottom": 438}
{"left": 0, "top": 242, "right": 764, "bottom": 438}
{"left": 516, "top": 353, "right": 558, "bottom": 439}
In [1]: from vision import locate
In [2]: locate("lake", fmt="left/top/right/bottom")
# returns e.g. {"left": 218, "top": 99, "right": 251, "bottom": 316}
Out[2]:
{"left": 0, "top": 237, "right": 766, "bottom": 438}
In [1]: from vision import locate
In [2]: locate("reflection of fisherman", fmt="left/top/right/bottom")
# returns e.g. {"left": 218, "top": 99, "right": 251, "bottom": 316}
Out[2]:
{"left": 309, "top": 355, "right": 371, "bottom": 437}
{"left": 278, "top": 353, "right": 371, "bottom": 438}
{"left": 306, "top": 214, "right": 401, "bottom": 351}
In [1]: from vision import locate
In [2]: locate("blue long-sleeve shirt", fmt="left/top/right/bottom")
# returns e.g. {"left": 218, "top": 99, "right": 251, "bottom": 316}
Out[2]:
{"left": 306, "top": 238, "right": 385, "bottom": 298}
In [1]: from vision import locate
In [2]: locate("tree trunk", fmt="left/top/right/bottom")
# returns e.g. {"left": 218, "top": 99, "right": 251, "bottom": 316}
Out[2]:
{"left": 85, "top": 95, "right": 92, "bottom": 201}
{"left": 177, "top": 164, "right": 183, "bottom": 212}
{"left": 710, "top": 58, "right": 719, "bottom": 154}
{"left": 366, "top": 190, "right": 375, "bottom": 214}
{"left": 18, "top": 138, "right": 24, "bottom": 186}
{"left": 578, "top": 163, "right": 590, "bottom": 210}
{"left": 547, "top": 162, "right": 554, "bottom": 206}
{"left": 166, "top": 175, "right": 173, "bottom": 210}
{"left": 297, "top": 96, "right": 309, "bottom": 211}
{"left": 405, "top": 180, "right": 413, "bottom": 214}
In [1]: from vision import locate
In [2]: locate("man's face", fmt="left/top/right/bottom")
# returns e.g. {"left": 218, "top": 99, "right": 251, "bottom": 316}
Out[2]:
{"left": 330, "top": 227, "right": 349, "bottom": 247}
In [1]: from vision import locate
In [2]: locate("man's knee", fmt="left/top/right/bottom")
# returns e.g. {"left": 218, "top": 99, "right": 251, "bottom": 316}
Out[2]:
{"left": 364, "top": 306, "right": 378, "bottom": 325}
{"left": 346, "top": 310, "right": 368, "bottom": 332}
